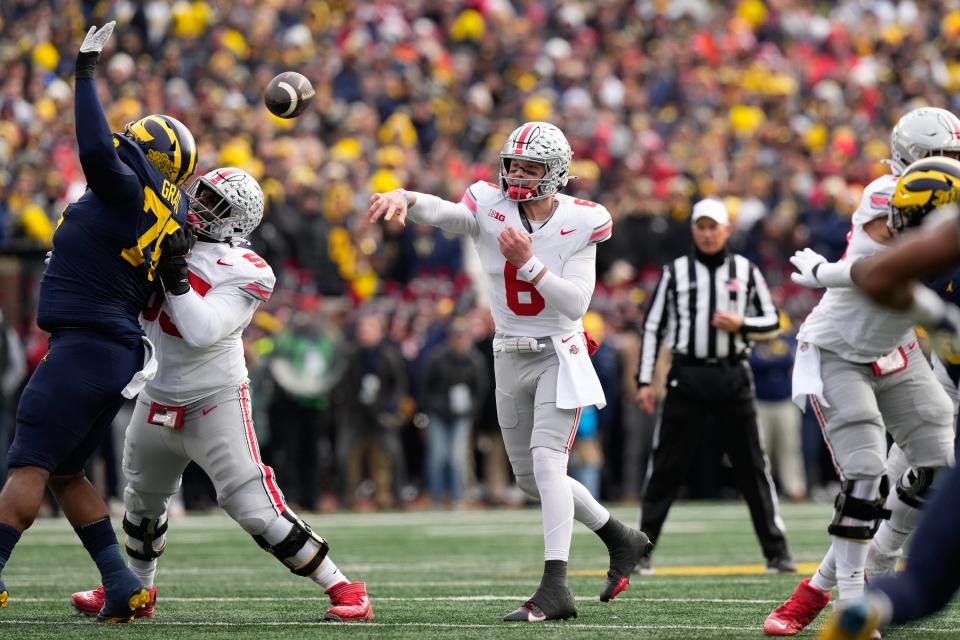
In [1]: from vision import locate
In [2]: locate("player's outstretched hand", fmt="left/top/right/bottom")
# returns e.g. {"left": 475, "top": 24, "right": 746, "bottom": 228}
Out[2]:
{"left": 79, "top": 21, "right": 116, "bottom": 54}
{"left": 790, "top": 248, "right": 828, "bottom": 288}
{"left": 369, "top": 191, "right": 409, "bottom": 227}
{"left": 76, "top": 21, "right": 115, "bottom": 79}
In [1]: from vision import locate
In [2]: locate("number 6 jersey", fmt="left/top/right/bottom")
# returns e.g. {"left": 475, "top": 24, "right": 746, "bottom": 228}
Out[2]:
{"left": 141, "top": 241, "right": 275, "bottom": 406}
{"left": 409, "top": 180, "right": 612, "bottom": 337}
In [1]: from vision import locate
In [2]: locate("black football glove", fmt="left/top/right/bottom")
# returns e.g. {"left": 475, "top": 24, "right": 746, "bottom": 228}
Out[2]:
{"left": 156, "top": 228, "right": 195, "bottom": 296}
{"left": 75, "top": 21, "right": 115, "bottom": 79}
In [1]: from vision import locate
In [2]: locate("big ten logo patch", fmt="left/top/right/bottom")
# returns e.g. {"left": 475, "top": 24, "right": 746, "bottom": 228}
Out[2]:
{"left": 488, "top": 210, "right": 506, "bottom": 222}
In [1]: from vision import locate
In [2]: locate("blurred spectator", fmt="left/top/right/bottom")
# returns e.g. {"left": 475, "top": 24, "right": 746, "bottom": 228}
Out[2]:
{"left": 468, "top": 307, "right": 512, "bottom": 505}
{"left": 569, "top": 405, "right": 603, "bottom": 498}
{"left": 267, "top": 311, "right": 346, "bottom": 511}
{"left": 0, "top": 309, "right": 26, "bottom": 482}
{"left": 336, "top": 312, "right": 408, "bottom": 509}
{"left": 419, "top": 317, "right": 488, "bottom": 508}
{"left": 750, "top": 316, "right": 807, "bottom": 501}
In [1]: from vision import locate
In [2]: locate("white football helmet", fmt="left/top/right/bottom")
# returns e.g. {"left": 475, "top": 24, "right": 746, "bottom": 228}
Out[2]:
{"left": 498, "top": 122, "right": 573, "bottom": 201}
{"left": 186, "top": 167, "right": 264, "bottom": 241}
{"left": 887, "top": 107, "right": 960, "bottom": 175}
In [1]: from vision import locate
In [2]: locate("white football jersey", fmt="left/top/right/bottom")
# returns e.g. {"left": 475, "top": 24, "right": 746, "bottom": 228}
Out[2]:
{"left": 798, "top": 174, "right": 917, "bottom": 362}
{"left": 460, "top": 181, "right": 612, "bottom": 337}
{"left": 142, "top": 241, "right": 275, "bottom": 405}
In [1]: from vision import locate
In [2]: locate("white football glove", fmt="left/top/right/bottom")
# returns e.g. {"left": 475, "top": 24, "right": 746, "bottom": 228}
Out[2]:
{"left": 790, "top": 248, "right": 828, "bottom": 288}
{"left": 79, "top": 21, "right": 115, "bottom": 54}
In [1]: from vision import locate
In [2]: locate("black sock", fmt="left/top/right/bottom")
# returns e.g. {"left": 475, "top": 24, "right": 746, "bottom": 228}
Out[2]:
{"left": 540, "top": 559, "right": 568, "bottom": 589}
{"left": 596, "top": 517, "right": 630, "bottom": 550}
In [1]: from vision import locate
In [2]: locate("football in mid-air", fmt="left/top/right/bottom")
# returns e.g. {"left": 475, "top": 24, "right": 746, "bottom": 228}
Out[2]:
{"left": 264, "top": 71, "right": 315, "bottom": 119}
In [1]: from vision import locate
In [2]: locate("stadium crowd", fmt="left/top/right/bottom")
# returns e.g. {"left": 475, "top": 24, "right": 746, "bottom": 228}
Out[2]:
{"left": 2, "top": 0, "right": 959, "bottom": 512}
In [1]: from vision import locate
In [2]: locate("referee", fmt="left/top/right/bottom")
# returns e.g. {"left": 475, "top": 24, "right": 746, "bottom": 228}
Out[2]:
{"left": 635, "top": 198, "right": 794, "bottom": 573}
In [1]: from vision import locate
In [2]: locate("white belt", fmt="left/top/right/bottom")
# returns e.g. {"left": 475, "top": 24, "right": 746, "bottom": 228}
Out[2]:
{"left": 492, "top": 336, "right": 545, "bottom": 353}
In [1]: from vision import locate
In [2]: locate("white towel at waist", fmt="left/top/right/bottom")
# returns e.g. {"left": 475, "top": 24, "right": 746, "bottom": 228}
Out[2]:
{"left": 791, "top": 341, "right": 829, "bottom": 412}
{"left": 550, "top": 332, "right": 606, "bottom": 410}
{"left": 121, "top": 336, "right": 157, "bottom": 399}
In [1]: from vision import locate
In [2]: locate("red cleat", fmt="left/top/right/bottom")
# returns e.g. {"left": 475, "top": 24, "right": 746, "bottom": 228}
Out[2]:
{"left": 764, "top": 578, "right": 831, "bottom": 636}
{"left": 324, "top": 581, "right": 373, "bottom": 622}
{"left": 71, "top": 585, "right": 157, "bottom": 619}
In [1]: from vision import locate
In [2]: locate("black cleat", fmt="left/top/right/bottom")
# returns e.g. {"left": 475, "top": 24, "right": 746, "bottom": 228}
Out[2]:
{"left": 600, "top": 528, "right": 653, "bottom": 602}
{"left": 765, "top": 555, "right": 798, "bottom": 575}
{"left": 503, "top": 585, "right": 577, "bottom": 622}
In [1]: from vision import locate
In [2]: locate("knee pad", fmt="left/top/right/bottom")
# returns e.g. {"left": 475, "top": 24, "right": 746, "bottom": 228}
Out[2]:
{"left": 515, "top": 473, "right": 540, "bottom": 501}
{"left": 896, "top": 466, "right": 940, "bottom": 508}
{"left": 253, "top": 511, "right": 329, "bottom": 577}
{"left": 123, "top": 514, "right": 168, "bottom": 561}
{"left": 827, "top": 477, "right": 891, "bottom": 540}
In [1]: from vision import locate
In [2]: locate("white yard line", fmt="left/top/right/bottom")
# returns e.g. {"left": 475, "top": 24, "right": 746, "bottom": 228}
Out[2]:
{"left": 0, "top": 619, "right": 958, "bottom": 634}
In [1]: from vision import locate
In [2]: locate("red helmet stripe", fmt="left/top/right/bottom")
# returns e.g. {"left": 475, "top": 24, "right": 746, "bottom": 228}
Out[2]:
{"left": 513, "top": 123, "right": 535, "bottom": 155}
{"left": 209, "top": 168, "right": 242, "bottom": 185}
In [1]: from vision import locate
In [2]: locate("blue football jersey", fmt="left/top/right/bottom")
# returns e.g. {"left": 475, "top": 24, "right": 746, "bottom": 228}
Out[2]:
{"left": 38, "top": 135, "right": 188, "bottom": 340}
{"left": 928, "top": 266, "right": 960, "bottom": 384}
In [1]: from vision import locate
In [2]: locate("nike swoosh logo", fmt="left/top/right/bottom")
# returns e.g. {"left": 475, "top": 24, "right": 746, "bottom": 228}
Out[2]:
{"left": 527, "top": 610, "right": 546, "bottom": 622}
{"left": 908, "top": 341, "right": 917, "bottom": 350}
{"left": 216, "top": 259, "right": 232, "bottom": 266}
{"left": 202, "top": 405, "right": 218, "bottom": 416}
{"left": 561, "top": 335, "right": 575, "bottom": 343}
{"left": 560, "top": 228, "right": 576, "bottom": 235}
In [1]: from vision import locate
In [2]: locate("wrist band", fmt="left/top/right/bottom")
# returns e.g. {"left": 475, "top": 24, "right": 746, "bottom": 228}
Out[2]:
{"left": 395, "top": 190, "right": 412, "bottom": 206}
{"left": 517, "top": 255, "right": 545, "bottom": 282}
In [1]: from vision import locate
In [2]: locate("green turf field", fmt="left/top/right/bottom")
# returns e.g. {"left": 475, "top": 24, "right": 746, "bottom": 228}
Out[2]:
{"left": 0, "top": 501, "right": 955, "bottom": 638}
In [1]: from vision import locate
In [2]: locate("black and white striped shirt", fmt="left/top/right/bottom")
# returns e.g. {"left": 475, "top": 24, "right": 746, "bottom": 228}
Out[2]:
{"left": 636, "top": 250, "right": 780, "bottom": 385}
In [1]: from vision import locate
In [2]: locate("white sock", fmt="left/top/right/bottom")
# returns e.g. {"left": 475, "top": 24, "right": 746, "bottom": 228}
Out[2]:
{"left": 570, "top": 476, "right": 610, "bottom": 531}
{"left": 874, "top": 445, "right": 919, "bottom": 557}
{"left": 810, "top": 544, "right": 836, "bottom": 592}
{"left": 312, "top": 557, "right": 348, "bottom": 591}
{"left": 834, "top": 536, "right": 870, "bottom": 599}
{"left": 872, "top": 494, "right": 919, "bottom": 557}
{"left": 532, "top": 447, "right": 574, "bottom": 561}
{"left": 123, "top": 512, "right": 165, "bottom": 588}
{"left": 128, "top": 557, "right": 157, "bottom": 588}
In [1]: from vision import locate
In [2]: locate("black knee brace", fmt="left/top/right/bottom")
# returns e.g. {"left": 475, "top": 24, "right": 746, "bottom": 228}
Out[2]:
{"left": 896, "top": 466, "right": 939, "bottom": 508}
{"left": 253, "top": 511, "right": 329, "bottom": 577}
{"left": 827, "top": 478, "right": 892, "bottom": 540}
{"left": 123, "top": 515, "right": 168, "bottom": 561}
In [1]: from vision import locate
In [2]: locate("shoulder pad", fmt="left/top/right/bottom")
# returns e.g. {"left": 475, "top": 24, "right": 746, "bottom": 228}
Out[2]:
{"left": 461, "top": 180, "right": 503, "bottom": 214}
{"left": 225, "top": 246, "right": 276, "bottom": 302}
{"left": 577, "top": 199, "right": 613, "bottom": 244}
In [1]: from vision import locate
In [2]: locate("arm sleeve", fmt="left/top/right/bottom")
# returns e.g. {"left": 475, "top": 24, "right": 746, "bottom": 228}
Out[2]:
{"left": 164, "top": 287, "right": 258, "bottom": 349}
{"left": 637, "top": 266, "right": 672, "bottom": 385}
{"left": 406, "top": 192, "right": 481, "bottom": 239}
{"left": 742, "top": 263, "right": 781, "bottom": 339}
{"left": 531, "top": 244, "right": 596, "bottom": 321}
{"left": 74, "top": 77, "right": 140, "bottom": 203}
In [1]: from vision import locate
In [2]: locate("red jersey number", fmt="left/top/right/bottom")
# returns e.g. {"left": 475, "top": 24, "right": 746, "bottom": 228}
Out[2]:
{"left": 242, "top": 252, "right": 268, "bottom": 268}
{"left": 504, "top": 262, "right": 545, "bottom": 316}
